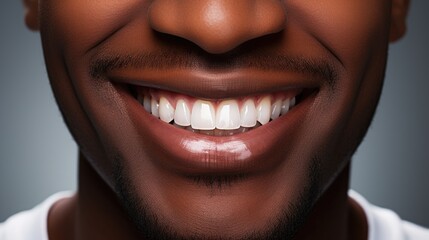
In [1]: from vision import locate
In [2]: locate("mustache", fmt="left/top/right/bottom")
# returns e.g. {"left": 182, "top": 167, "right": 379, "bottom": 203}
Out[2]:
{"left": 89, "top": 50, "right": 338, "bottom": 87}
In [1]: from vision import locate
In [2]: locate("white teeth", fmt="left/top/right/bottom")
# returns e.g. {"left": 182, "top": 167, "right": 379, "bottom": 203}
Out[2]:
{"left": 290, "top": 97, "right": 296, "bottom": 108}
{"left": 281, "top": 99, "right": 290, "bottom": 115}
{"left": 240, "top": 99, "right": 257, "bottom": 127}
{"left": 216, "top": 100, "right": 241, "bottom": 130}
{"left": 139, "top": 93, "right": 298, "bottom": 131}
{"left": 159, "top": 97, "right": 175, "bottom": 123}
{"left": 191, "top": 100, "right": 216, "bottom": 130}
{"left": 271, "top": 99, "right": 282, "bottom": 120}
{"left": 151, "top": 98, "right": 159, "bottom": 117}
{"left": 174, "top": 99, "right": 191, "bottom": 126}
{"left": 143, "top": 95, "right": 151, "bottom": 112}
{"left": 256, "top": 96, "right": 271, "bottom": 125}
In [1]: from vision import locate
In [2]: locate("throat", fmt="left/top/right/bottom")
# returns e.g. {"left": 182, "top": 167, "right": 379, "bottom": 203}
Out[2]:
{"left": 293, "top": 164, "right": 355, "bottom": 240}
{"left": 74, "top": 155, "right": 143, "bottom": 240}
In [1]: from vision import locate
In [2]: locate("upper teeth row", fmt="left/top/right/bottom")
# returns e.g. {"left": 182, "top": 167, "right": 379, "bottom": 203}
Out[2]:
{"left": 137, "top": 95, "right": 296, "bottom": 130}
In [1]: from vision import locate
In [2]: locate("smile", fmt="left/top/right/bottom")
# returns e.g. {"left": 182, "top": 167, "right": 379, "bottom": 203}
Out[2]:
{"left": 108, "top": 68, "right": 321, "bottom": 174}
{"left": 133, "top": 87, "right": 302, "bottom": 136}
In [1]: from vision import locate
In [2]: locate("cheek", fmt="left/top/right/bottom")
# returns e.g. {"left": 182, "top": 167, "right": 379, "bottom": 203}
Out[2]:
{"left": 288, "top": 0, "right": 391, "bottom": 69}
{"left": 38, "top": 0, "right": 148, "bottom": 187}
{"left": 285, "top": 0, "right": 392, "bottom": 182}
{"left": 310, "top": 0, "right": 391, "bottom": 136}
{"left": 40, "top": 0, "right": 147, "bottom": 55}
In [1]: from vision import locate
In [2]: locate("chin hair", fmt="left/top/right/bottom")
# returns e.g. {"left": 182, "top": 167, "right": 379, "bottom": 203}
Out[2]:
{"left": 112, "top": 155, "right": 321, "bottom": 240}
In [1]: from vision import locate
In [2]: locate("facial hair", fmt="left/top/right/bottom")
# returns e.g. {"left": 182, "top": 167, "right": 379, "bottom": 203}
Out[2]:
{"left": 112, "top": 155, "right": 321, "bottom": 240}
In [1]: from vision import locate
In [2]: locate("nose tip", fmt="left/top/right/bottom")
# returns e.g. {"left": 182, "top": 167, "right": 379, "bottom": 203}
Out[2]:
{"left": 148, "top": 0, "right": 286, "bottom": 54}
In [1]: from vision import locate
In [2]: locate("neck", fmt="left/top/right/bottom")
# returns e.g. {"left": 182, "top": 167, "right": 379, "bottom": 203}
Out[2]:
{"left": 75, "top": 153, "right": 141, "bottom": 240}
{"left": 293, "top": 164, "right": 367, "bottom": 240}
{"left": 49, "top": 153, "right": 367, "bottom": 240}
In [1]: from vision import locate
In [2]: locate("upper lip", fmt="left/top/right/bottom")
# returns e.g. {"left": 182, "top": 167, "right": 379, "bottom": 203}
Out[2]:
{"left": 107, "top": 68, "right": 321, "bottom": 99}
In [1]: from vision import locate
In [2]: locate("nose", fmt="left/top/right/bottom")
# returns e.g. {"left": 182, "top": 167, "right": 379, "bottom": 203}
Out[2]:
{"left": 148, "top": 0, "right": 287, "bottom": 54}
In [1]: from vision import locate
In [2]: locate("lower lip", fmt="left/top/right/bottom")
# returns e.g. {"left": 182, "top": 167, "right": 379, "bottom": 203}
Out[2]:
{"left": 120, "top": 87, "right": 315, "bottom": 175}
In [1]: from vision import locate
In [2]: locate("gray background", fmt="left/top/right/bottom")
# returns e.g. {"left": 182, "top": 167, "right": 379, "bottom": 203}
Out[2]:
{"left": 1, "top": 0, "right": 428, "bottom": 227}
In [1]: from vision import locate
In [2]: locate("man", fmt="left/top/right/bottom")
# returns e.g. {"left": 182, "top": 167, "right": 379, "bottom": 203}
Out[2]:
{"left": 1, "top": 0, "right": 428, "bottom": 239}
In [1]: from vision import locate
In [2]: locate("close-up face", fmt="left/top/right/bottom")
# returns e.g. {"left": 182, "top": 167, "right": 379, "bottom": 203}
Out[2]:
{"left": 27, "top": 0, "right": 406, "bottom": 238}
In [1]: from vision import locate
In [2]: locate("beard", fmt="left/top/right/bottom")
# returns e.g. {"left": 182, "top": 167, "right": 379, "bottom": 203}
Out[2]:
{"left": 112, "top": 155, "right": 321, "bottom": 240}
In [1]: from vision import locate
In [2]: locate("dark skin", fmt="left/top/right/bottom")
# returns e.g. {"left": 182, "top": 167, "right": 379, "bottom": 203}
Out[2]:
{"left": 24, "top": 0, "right": 409, "bottom": 239}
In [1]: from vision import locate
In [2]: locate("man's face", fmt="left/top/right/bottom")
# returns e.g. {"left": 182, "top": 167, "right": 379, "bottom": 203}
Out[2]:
{"left": 30, "top": 0, "right": 406, "bottom": 238}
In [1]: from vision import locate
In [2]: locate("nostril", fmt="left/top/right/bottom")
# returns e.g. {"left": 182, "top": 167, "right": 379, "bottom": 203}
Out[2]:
{"left": 148, "top": 0, "right": 181, "bottom": 35}
{"left": 148, "top": 0, "right": 287, "bottom": 54}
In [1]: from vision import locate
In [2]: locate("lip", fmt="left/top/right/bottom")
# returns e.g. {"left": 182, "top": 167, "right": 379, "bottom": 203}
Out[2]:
{"left": 110, "top": 69, "right": 319, "bottom": 175}
{"left": 109, "top": 68, "right": 322, "bottom": 99}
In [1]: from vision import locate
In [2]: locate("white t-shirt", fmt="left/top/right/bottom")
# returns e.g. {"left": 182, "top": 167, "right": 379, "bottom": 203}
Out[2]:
{"left": 0, "top": 192, "right": 73, "bottom": 240}
{"left": 1, "top": 190, "right": 428, "bottom": 240}
{"left": 348, "top": 190, "right": 429, "bottom": 240}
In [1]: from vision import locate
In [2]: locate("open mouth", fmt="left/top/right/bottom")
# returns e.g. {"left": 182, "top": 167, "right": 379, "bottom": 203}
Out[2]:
{"left": 107, "top": 66, "right": 322, "bottom": 172}
{"left": 130, "top": 86, "right": 311, "bottom": 136}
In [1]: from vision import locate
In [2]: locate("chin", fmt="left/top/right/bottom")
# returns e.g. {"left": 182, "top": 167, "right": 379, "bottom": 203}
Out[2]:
{"left": 112, "top": 151, "right": 322, "bottom": 240}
